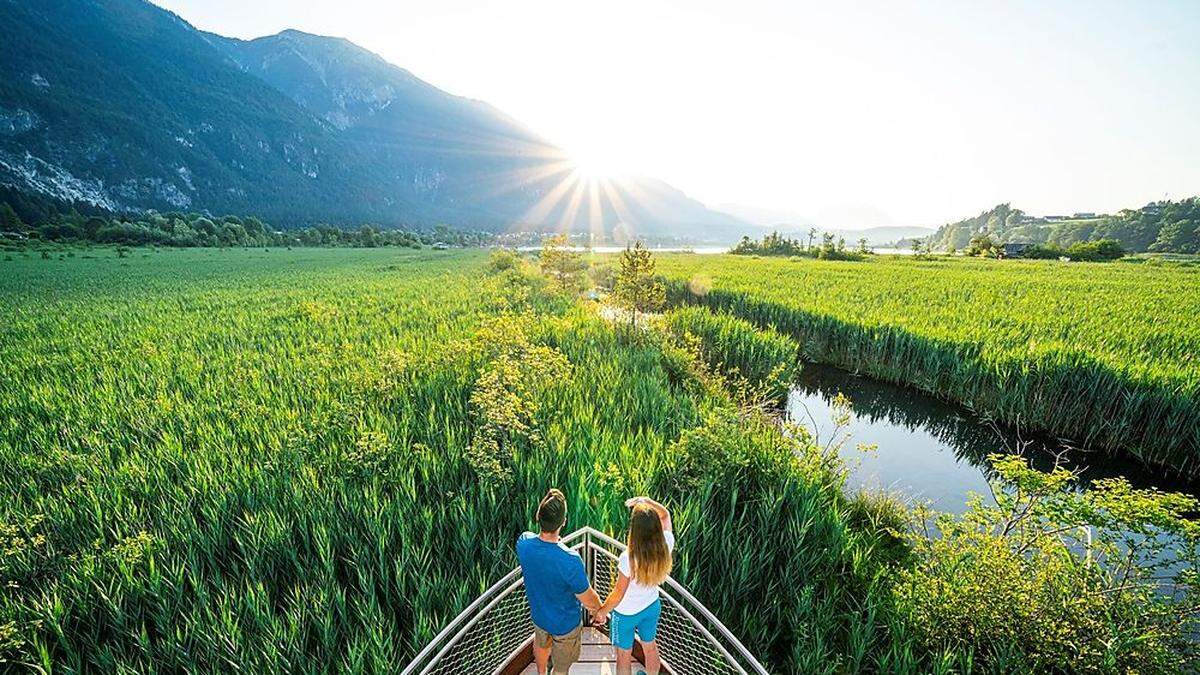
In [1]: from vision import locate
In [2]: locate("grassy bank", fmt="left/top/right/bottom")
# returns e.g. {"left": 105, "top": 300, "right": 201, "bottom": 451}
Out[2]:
{"left": 655, "top": 253, "right": 1200, "bottom": 475}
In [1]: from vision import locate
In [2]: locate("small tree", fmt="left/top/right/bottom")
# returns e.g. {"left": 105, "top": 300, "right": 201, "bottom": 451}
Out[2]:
{"left": 820, "top": 232, "right": 837, "bottom": 257}
{"left": 539, "top": 234, "right": 587, "bottom": 293}
{"left": 0, "top": 202, "right": 24, "bottom": 231}
{"left": 857, "top": 237, "right": 870, "bottom": 254}
{"left": 613, "top": 241, "right": 664, "bottom": 326}
{"left": 966, "top": 233, "right": 996, "bottom": 257}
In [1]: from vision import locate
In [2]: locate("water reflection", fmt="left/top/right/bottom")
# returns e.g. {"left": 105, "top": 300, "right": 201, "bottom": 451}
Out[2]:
{"left": 788, "top": 363, "right": 1198, "bottom": 513}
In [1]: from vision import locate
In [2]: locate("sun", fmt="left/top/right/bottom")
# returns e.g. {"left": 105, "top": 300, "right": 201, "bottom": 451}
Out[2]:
{"left": 568, "top": 145, "right": 628, "bottom": 181}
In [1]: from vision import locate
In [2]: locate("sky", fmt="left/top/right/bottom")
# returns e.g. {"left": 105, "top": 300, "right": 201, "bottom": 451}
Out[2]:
{"left": 153, "top": 0, "right": 1200, "bottom": 228}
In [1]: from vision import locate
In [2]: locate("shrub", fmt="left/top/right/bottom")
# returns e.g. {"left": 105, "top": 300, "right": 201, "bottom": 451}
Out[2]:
{"left": 538, "top": 234, "right": 587, "bottom": 293}
{"left": 893, "top": 455, "right": 1200, "bottom": 673}
{"left": 484, "top": 247, "right": 522, "bottom": 274}
{"left": 1065, "top": 238, "right": 1125, "bottom": 261}
{"left": 1020, "top": 242, "right": 1067, "bottom": 259}
{"left": 588, "top": 262, "right": 616, "bottom": 291}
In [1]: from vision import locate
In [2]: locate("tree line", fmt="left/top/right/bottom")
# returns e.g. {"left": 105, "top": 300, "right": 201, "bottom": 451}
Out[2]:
{"left": 927, "top": 199, "right": 1200, "bottom": 254}
{"left": 0, "top": 200, "right": 495, "bottom": 249}
{"left": 730, "top": 230, "right": 869, "bottom": 260}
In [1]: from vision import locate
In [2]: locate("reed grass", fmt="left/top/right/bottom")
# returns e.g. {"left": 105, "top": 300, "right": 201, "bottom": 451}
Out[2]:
{"left": 656, "top": 253, "right": 1200, "bottom": 475}
{"left": 4, "top": 248, "right": 1193, "bottom": 673}
{"left": 0, "top": 248, "right": 895, "bottom": 673}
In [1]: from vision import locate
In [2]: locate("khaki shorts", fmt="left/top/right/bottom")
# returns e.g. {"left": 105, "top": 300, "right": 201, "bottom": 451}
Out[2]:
{"left": 533, "top": 622, "right": 582, "bottom": 673}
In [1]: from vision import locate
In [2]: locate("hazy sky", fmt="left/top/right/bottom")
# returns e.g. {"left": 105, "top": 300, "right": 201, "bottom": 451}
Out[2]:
{"left": 154, "top": 0, "right": 1200, "bottom": 227}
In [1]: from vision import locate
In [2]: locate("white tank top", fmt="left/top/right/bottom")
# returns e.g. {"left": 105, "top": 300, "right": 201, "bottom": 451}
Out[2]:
{"left": 613, "top": 531, "right": 675, "bottom": 615}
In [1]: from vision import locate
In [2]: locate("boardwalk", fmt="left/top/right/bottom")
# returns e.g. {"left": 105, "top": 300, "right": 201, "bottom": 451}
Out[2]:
{"left": 519, "top": 627, "right": 643, "bottom": 674}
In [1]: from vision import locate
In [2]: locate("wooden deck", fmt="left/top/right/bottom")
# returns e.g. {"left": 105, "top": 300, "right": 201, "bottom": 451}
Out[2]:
{"left": 518, "top": 627, "right": 643, "bottom": 674}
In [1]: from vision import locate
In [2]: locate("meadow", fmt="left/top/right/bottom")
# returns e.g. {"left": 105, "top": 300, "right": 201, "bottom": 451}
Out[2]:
{"left": 0, "top": 248, "right": 897, "bottom": 672}
{"left": 1, "top": 247, "right": 1195, "bottom": 673}
{"left": 656, "top": 253, "right": 1200, "bottom": 475}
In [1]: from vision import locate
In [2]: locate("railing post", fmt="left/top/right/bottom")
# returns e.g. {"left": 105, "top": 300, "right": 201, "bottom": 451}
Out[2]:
{"left": 583, "top": 528, "right": 594, "bottom": 626}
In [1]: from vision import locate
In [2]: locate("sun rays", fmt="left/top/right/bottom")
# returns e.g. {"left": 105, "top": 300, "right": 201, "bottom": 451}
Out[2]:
{"left": 489, "top": 152, "right": 663, "bottom": 244}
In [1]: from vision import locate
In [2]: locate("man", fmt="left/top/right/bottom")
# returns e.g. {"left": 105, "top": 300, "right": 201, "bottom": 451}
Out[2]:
{"left": 517, "top": 489, "right": 602, "bottom": 674}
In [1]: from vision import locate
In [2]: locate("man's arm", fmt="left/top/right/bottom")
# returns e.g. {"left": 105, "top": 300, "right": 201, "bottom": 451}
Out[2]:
{"left": 576, "top": 586, "right": 602, "bottom": 613}
{"left": 565, "top": 556, "right": 601, "bottom": 612}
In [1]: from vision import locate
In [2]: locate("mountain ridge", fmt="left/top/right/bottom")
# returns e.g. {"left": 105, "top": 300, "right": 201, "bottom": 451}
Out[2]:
{"left": 0, "top": 0, "right": 747, "bottom": 240}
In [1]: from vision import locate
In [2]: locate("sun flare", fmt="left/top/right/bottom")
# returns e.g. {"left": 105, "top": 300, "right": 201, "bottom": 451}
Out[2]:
{"left": 568, "top": 146, "right": 628, "bottom": 181}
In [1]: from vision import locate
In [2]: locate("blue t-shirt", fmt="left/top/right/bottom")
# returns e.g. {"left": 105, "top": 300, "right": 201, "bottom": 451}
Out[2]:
{"left": 516, "top": 532, "right": 589, "bottom": 635}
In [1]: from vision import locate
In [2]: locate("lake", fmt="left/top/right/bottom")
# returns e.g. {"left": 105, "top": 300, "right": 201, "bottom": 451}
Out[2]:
{"left": 787, "top": 363, "right": 1198, "bottom": 513}
{"left": 515, "top": 245, "right": 729, "bottom": 254}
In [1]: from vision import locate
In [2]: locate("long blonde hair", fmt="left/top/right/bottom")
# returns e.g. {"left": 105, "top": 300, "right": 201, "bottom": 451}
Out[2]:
{"left": 627, "top": 503, "right": 672, "bottom": 586}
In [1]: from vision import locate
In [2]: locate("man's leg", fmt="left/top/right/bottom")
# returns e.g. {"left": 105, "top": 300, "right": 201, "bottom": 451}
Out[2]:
{"left": 549, "top": 624, "right": 582, "bottom": 675}
{"left": 532, "top": 628, "right": 551, "bottom": 675}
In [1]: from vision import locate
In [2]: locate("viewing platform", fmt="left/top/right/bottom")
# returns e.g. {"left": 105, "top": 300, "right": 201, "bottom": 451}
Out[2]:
{"left": 516, "top": 627, "right": 638, "bottom": 674}
{"left": 403, "top": 527, "right": 769, "bottom": 675}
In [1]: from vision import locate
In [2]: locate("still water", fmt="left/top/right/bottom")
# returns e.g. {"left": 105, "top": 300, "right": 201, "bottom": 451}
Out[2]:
{"left": 515, "top": 245, "right": 728, "bottom": 254}
{"left": 787, "top": 364, "right": 1198, "bottom": 513}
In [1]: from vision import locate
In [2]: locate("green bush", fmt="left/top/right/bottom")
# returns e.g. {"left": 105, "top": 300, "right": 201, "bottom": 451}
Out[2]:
{"left": 484, "top": 247, "right": 522, "bottom": 274}
{"left": 1020, "top": 240, "right": 1127, "bottom": 261}
{"left": 1065, "top": 238, "right": 1125, "bottom": 261}
{"left": 893, "top": 455, "right": 1200, "bottom": 673}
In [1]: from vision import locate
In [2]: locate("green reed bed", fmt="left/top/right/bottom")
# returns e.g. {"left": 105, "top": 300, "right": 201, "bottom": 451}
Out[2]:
{"left": 2, "top": 248, "right": 1195, "bottom": 674}
{"left": 661, "top": 305, "right": 799, "bottom": 400}
{"left": 656, "top": 253, "right": 1200, "bottom": 475}
{"left": 0, "top": 249, "right": 895, "bottom": 672}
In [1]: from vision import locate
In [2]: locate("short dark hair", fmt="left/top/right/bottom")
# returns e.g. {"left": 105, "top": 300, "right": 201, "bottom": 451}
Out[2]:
{"left": 536, "top": 489, "right": 567, "bottom": 533}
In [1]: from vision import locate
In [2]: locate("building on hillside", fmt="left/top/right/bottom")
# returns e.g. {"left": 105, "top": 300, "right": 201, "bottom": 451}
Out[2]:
{"left": 1002, "top": 242, "right": 1031, "bottom": 258}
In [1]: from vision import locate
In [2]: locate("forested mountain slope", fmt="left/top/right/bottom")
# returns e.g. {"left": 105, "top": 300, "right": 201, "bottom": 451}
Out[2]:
{"left": 0, "top": 0, "right": 745, "bottom": 238}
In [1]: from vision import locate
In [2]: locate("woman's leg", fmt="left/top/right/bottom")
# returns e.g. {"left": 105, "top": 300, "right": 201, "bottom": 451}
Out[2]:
{"left": 641, "top": 640, "right": 660, "bottom": 675}
{"left": 615, "top": 647, "right": 634, "bottom": 675}
{"left": 612, "top": 612, "right": 635, "bottom": 675}
{"left": 637, "top": 600, "right": 663, "bottom": 674}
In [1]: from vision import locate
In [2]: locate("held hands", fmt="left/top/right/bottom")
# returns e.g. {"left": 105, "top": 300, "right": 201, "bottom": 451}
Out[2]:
{"left": 591, "top": 609, "right": 610, "bottom": 626}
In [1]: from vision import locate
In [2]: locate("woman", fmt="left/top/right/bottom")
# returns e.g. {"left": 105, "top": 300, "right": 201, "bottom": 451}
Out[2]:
{"left": 593, "top": 496, "right": 673, "bottom": 675}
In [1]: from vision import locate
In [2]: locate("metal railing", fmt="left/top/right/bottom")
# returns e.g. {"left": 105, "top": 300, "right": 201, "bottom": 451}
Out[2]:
{"left": 402, "top": 527, "right": 770, "bottom": 675}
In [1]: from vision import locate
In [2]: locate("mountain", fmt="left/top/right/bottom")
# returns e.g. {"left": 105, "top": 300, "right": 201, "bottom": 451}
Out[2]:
{"left": 715, "top": 203, "right": 813, "bottom": 229}
{"left": 715, "top": 203, "right": 933, "bottom": 245}
{"left": 826, "top": 225, "right": 935, "bottom": 245}
{"left": 0, "top": 0, "right": 364, "bottom": 222}
{"left": 0, "top": 0, "right": 746, "bottom": 240}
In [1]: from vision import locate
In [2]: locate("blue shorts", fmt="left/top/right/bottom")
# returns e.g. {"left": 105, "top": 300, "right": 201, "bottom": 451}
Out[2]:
{"left": 610, "top": 599, "right": 662, "bottom": 650}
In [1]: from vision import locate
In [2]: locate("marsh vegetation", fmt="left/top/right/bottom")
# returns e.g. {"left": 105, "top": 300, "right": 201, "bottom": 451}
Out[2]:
{"left": 1, "top": 247, "right": 1196, "bottom": 673}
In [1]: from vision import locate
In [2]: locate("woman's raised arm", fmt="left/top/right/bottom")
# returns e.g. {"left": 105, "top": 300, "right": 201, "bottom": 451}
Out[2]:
{"left": 625, "top": 496, "right": 672, "bottom": 533}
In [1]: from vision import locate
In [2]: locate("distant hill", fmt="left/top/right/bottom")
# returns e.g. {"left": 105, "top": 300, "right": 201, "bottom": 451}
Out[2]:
{"left": 824, "top": 225, "right": 935, "bottom": 246}
{"left": 715, "top": 203, "right": 934, "bottom": 245}
{"left": 927, "top": 201, "right": 1200, "bottom": 254}
{"left": 0, "top": 0, "right": 746, "bottom": 240}
{"left": 715, "top": 203, "right": 814, "bottom": 229}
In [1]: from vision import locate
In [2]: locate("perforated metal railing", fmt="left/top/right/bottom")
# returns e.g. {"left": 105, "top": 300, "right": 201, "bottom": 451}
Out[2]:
{"left": 402, "top": 527, "right": 769, "bottom": 675}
